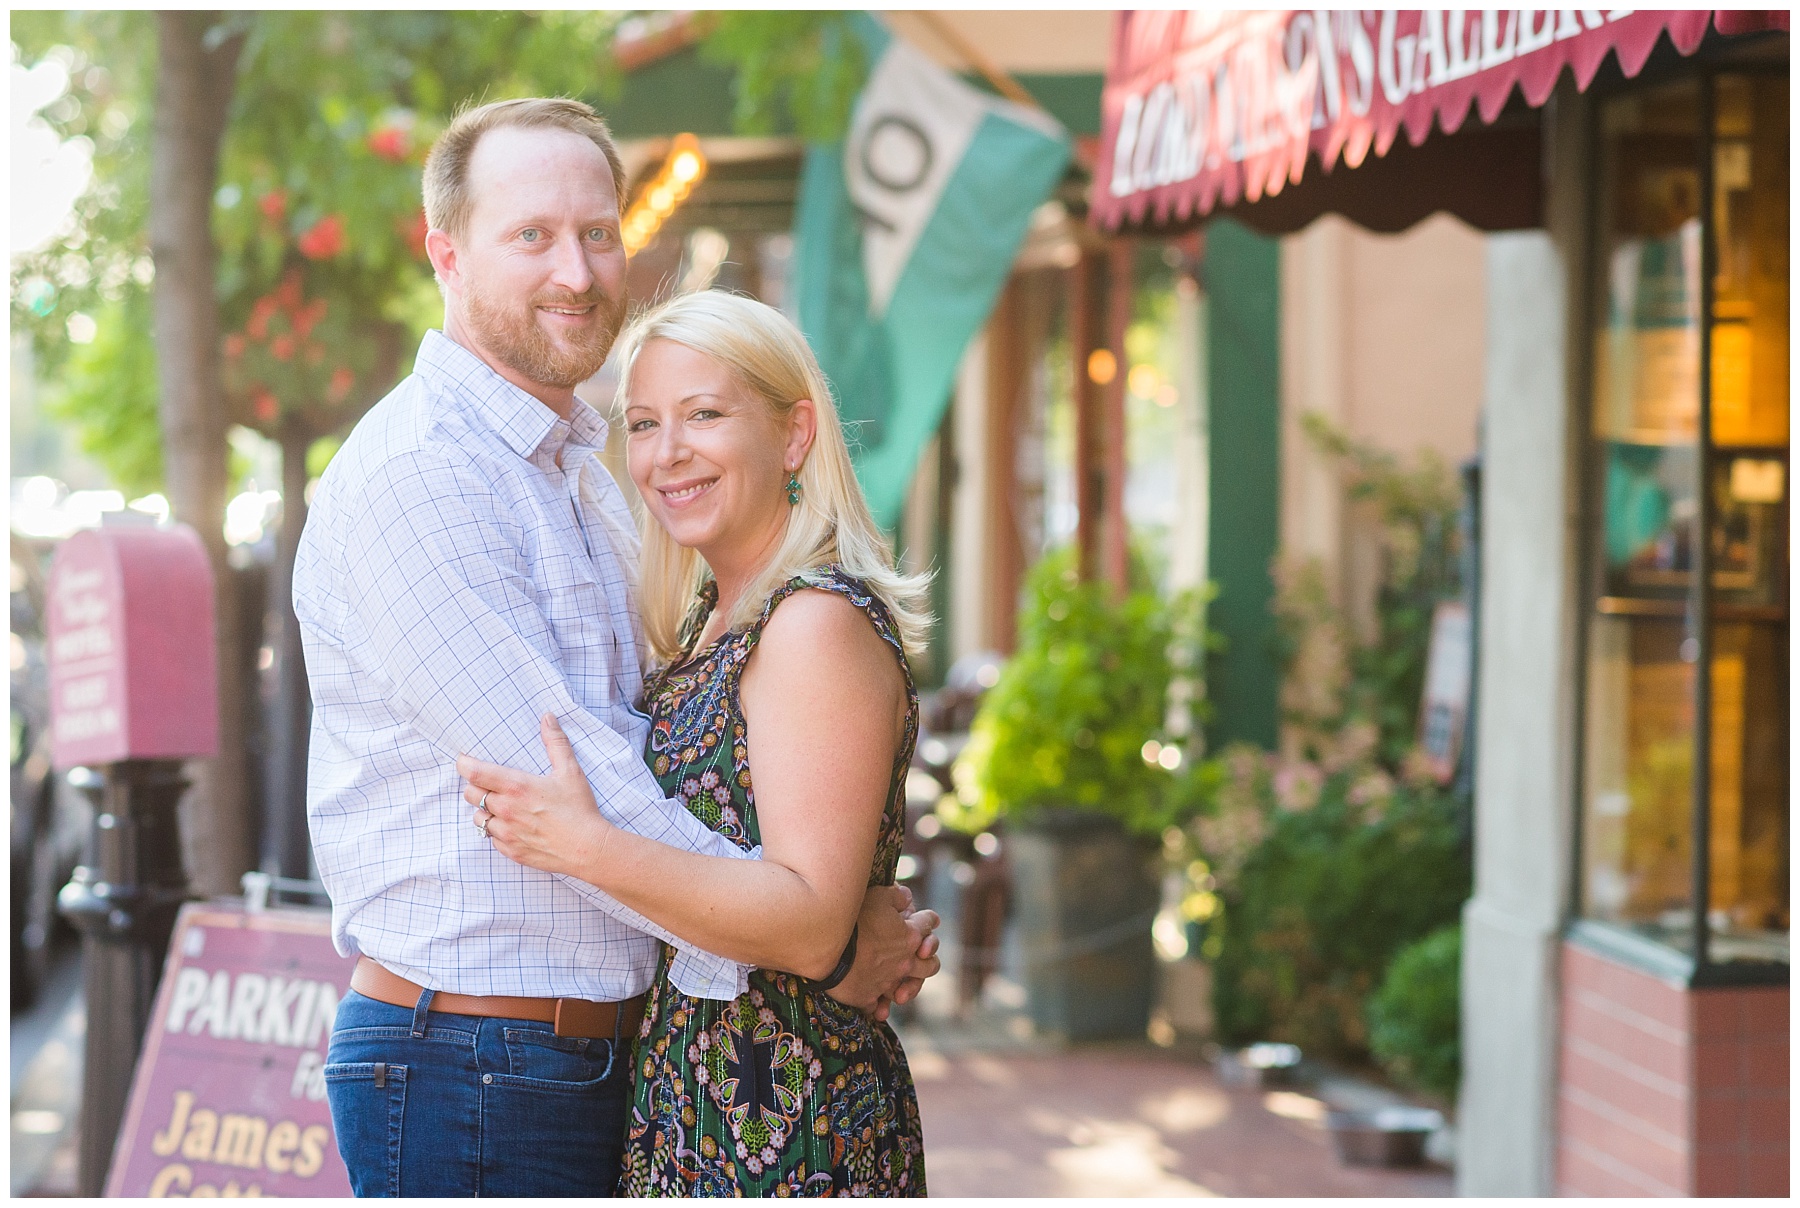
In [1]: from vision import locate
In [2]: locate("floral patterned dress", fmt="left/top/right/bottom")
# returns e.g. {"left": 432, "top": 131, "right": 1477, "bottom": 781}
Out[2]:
{"left": 619, "top": 567, "right": 927, "bottom": 1197}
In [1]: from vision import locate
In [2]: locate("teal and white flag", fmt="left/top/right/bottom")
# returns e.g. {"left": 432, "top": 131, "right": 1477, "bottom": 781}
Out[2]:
{"left": 793, "top": 16, "right": 1070, "bottom": 528}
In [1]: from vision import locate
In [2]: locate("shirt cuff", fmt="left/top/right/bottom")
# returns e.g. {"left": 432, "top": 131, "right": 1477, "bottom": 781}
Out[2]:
{"left": 666, "top": 947, "right": 752, "bottom": 1000}
{"left": 659, "top": 841, "right": 761, "bottom": 1000}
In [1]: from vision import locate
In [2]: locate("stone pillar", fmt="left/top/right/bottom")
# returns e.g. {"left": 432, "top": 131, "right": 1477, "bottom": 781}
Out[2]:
{"left": 1458, "top": 81, "right": 1593, "bottom": 1196}
{"left": 1457, "top": 226, "right": 1577, "bottom": 1197}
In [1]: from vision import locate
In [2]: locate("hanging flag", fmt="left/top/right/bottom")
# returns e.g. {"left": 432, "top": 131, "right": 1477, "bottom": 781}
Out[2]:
{"left": 792, "top": 15, "right": 1070, "bottom": 528}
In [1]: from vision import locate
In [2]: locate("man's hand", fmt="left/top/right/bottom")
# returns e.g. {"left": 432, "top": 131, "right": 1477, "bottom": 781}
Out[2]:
{"left": 826, "top": 884, "right": 940, "bottom": 1020}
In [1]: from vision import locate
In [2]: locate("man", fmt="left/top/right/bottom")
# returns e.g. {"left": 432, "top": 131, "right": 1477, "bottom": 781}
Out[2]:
{"left": 294, "top": 97, "right": 939, "bottom": 1198}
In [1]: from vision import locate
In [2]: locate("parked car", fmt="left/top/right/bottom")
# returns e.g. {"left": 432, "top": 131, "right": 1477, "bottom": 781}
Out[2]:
{"left": 11, "top": 534, "right": 90, "bottom": 1008}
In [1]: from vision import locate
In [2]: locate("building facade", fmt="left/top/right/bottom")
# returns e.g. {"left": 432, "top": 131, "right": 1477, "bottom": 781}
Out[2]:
{"left": 1094, "top": 10, "right": 1789, "bottom": 1197}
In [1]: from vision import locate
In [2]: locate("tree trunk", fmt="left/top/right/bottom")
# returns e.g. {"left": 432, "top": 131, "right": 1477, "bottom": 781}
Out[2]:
{"left": 150, "top": 11, "right": 253, "bottom": 895}
{"left": 266, "top": 419, "right": 314, "bottom": 881}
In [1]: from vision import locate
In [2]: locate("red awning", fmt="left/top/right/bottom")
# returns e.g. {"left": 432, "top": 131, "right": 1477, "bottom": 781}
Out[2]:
{"left": 1092, "top": 10, "right": 1788, "bottom": 232}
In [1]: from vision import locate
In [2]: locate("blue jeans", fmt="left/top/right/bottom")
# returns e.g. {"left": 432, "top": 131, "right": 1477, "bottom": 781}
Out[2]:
{"left": 324, "top": 989, "right": 630, "bottom": 1197}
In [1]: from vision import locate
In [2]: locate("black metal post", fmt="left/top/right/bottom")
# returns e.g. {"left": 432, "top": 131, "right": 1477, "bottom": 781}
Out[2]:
{"left": 1690, "top": 74, "right": 1716, "bottom": 972}
{"left": 57, "top": 759, "right": 192, "bottom": 1197}
{"left": 1453, "top": 454, "right": 1482, "bottom": 845}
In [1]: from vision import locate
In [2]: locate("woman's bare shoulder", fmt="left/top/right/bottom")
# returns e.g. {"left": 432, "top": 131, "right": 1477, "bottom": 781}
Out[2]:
{"left": 749, "top": 586, "right": 903, "bottom": 698}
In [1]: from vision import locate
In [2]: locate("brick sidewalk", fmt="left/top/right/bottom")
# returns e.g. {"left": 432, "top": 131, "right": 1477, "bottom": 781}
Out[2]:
{"left": 894, "top": 1023, "right": 1453, "bottom": 1198}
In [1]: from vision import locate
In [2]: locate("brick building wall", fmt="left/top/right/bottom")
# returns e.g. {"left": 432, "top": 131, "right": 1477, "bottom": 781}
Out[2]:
{"left": 1557, "top": 942, "right": 1789, "bottom": 1196}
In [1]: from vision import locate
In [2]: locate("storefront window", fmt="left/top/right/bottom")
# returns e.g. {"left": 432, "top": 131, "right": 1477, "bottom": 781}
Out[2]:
{"left": 1580, "top": 74, "right": 1788, "bottom": 969}
{"left": 1705, "top": 73, "right": 1787, "bottom": 964}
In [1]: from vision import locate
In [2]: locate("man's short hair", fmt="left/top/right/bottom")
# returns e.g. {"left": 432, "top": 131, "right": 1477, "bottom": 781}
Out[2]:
{"left": 422, "top": 97, "right": 629, "bottom": 240}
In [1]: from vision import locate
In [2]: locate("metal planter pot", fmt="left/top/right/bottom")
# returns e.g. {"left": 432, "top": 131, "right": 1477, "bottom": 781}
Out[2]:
{"left": 1325, "top": 1107, "right": 1445, "bottom": 1168}
{"left": 1008, "top": 810, "right": 1160, "bottom": 1042}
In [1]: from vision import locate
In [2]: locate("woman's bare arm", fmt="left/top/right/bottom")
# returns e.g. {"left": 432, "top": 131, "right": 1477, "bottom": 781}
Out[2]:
{"left": 458, "top": 589, "right": 909, "bottom": 980}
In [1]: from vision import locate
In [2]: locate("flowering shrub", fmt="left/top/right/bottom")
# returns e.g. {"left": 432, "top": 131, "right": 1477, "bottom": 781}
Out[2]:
{"left": 1170, "top": 414, "right": 1471, "bottom": 1062}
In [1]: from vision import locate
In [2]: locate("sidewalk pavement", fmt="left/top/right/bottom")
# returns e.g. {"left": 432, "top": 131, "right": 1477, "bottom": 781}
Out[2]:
{"left": 892, "top": 971, "right": 1454, "bottom": 1198}
{"left": 11, "top": 950, "right": 83, "bottom": 1197}
{"left": 14, "top": 949, "right": 1453, "bottom": 1198}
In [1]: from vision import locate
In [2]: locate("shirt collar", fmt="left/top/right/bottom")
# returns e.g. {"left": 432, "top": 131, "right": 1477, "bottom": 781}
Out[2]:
{"left": 415, "top": 329, "right": 609, "bottom": 459}
{"left": 565, "top": 394, "right": 610, "bottom": 452}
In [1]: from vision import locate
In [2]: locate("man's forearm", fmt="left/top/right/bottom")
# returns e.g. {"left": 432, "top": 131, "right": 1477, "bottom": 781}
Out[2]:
{"left": 563, "top": 826, "right": 855, "bottom": 979}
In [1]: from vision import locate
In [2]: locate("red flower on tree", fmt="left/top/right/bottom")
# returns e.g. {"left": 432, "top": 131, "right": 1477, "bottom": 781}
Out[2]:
{"left": 298, "top": 215, "right": 346, "bottom": 260}
{"left": 399, "top": 211, "right": 430, "bottom": 261}
{"left": 293, "top": 297, "right": 328, "bottom": 339}
{"left": 259, "top": 190, "right": 287, "bottom": 222}
{"left": 271, "top": 334, "right": 296, "bottom": 362}
{"left": 253, "top": 389, "right": 280, "bottom": 424}
{"left": 328, "top": 366, "right": 356, "bottom": 402}
{"left": 274, "top": 269, "right": 305, "bottom": 311}
{"left": 247, "top": 294, "right": 279, "bottom": 341}
{"left": 368, "top": 126, "right": 410, "bottom": 162}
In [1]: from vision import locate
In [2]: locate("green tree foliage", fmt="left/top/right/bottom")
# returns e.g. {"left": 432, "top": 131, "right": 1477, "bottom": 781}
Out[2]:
{"left": 13, "top": 12, "right": 159, "bottom": 487}
{"left": 699, "top": 11, "right": 869, "bottom": 142}
{"left": 46, "top": 285, "right": 162, "bottom": 497}
{"left": 1367, "top": 923, "right": 1463, "bottom": 1100}
{"left": 11, "top": 11, "right": 627, "bottom": 489}
{"left": 953, "top": 547, "right": 1215, "bottom": 839}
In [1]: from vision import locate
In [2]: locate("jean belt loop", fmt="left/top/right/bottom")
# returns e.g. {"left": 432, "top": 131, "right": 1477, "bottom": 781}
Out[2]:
{"left": 411, "top": 987, "right": 436, "bottom": 1039}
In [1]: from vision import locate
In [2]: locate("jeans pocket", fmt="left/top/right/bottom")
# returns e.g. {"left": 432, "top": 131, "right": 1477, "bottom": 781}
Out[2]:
{"left": 498, "top": 1028, "right": 616, "bottom": 1089}
{"left": 323, "top": 1062, "right": 407, "bottom": 1197}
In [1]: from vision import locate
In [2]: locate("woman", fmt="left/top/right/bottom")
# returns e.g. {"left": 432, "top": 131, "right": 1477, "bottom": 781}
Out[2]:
{"left": 456, "top": 290, "right": 930, "bottom": 1196}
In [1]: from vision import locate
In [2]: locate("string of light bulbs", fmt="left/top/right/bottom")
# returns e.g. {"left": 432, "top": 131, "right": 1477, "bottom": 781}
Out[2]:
{"left": 621, "top": 133, "right": 707, "bottom": 255}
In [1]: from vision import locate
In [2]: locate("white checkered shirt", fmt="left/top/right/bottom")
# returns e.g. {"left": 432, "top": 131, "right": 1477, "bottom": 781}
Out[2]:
{"left": 295, "top": 329, "right": 752, "bottom": 1001}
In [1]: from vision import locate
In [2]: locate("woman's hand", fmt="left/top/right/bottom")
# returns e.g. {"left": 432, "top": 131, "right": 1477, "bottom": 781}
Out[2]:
{"left": 457, "top": 713, "right": 613, "bottom": 880}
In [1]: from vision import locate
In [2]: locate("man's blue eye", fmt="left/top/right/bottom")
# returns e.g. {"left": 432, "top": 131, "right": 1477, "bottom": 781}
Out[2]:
{"left": 587, "top": 228, "right": 611, "bottom": 242}
{"left": 521, "top": 229, "right": 540, "bottom": 243}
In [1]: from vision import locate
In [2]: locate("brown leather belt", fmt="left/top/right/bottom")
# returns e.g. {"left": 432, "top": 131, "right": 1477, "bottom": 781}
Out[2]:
{"left": 351, "top": 958, "right": 645, "bottom": 1041}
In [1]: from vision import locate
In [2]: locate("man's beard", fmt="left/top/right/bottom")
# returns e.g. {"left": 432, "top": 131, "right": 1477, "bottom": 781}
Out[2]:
{"left": 463, "top": 279, "right": 627, "bottom": 390}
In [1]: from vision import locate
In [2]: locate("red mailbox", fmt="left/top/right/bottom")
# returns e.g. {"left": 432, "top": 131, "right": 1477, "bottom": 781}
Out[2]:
{"left": 47, "top": 523, "right": 219, "bottom": 768}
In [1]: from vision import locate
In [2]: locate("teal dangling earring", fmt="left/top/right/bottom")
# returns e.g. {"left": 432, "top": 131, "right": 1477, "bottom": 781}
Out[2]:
{"left": 786, "top": 470, "right": 802, "bottom": 506}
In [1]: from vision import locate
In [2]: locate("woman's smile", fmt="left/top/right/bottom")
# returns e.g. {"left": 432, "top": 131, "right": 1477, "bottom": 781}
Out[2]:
{"left": 656, "top": 476, "right": 719, "bottom": 508}
{"left": 624, "top": 339, "right": 801, "bottom": 585}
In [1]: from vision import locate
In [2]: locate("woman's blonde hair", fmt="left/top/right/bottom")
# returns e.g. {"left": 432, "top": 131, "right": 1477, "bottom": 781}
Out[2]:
{"left": 610, "top": 290, "right": 932, "bottom": 665}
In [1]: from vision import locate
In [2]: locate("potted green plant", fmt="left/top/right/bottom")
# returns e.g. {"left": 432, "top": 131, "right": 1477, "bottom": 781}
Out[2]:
{"left": 951, "top": 548, "right": 1211, "bottom": 1041}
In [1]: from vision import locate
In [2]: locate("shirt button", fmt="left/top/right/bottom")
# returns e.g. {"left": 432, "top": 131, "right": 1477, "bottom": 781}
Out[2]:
{"left": 482, "top": 1074, "right": 493, "bottom": 1085}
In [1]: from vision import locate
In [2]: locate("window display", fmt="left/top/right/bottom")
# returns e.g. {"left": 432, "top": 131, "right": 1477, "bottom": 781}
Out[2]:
{"left": 1705, "top": 73, "right": 1787, "bottom": 964}
{"left": 1580, "top": 74, "right": 1787, "bottom": 969}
